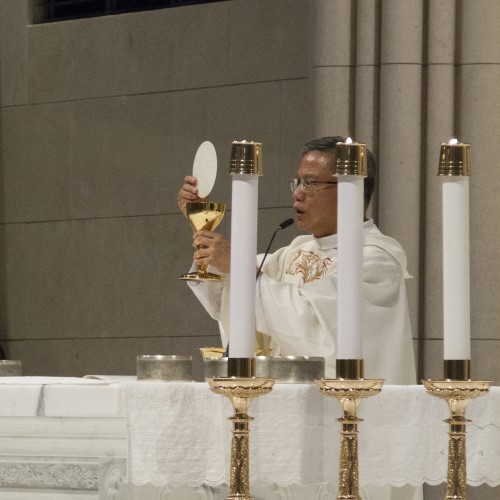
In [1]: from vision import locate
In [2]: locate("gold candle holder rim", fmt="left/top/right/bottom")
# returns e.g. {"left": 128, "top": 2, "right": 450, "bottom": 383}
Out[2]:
{"left": 333, "top": 140, "right": 367, "bottom": 177}
{"left": 422, "top": 379, "right": 491, "bottom": 391}
{"left": 438, "top": 141, "right": 471, "bottom": 177}
{"left": 207, "top": 376, "right": 275, "bottom": 390}
{"left": 229, "top": 140, "right": 263, "bottom": 176}
{"left": 423, "top": 362, "right": 490, "bottom": 398}
{"left": 316, "top": 377, "right": 384, "bottom": 393}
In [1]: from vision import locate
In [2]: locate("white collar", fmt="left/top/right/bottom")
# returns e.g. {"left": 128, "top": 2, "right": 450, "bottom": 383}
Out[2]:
{"left": 312, "top": 219, "right": 375, "bottom": 250}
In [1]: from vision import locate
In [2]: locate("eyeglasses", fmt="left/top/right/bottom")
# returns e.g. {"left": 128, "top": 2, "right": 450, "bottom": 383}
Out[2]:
{"left": 289, "top": 178, "right": 338, "bottom": 193}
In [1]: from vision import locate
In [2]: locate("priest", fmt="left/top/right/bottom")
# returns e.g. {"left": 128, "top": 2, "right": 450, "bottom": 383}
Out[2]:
{"left": 178, "top": 136, "right": 416, "bottom": 385}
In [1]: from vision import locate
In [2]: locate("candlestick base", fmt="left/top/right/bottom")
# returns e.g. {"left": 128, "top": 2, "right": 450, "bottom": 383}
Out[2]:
{"left": 316, "top": 359, "right": 383, "bottom": 500}
{"left": 208, "top": 375, "right": 274, "bottom": 500}
{"left": 423, "top": 362, "right": 490, "bottom": 500}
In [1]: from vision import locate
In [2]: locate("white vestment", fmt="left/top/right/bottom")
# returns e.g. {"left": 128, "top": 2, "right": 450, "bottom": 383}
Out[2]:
{"left": 189, "top": 219, "right": 416, "bottom": 384}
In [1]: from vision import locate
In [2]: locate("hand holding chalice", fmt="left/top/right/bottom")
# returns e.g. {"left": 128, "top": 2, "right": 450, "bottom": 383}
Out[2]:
{"left": 178, "top": 141, "right": 227, "bottom": 282}
{"left": 179, "top": 201, "right": 226, "bottom": 281}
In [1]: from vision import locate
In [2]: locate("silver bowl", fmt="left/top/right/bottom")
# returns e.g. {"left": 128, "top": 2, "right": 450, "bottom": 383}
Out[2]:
{"left": 258, "top": 356, "right": 325, "bottom": 383}
{"left": 204, "top": 357, "right": 229, "bottom": 379}
{"left": 204, "top": 356, "right": 325, "bottom": 383}
{"left": 137, "top": 355, "right": 192, "bottom": 381}
{"left": 0, "top": 360, "right": 22, "bottom": 377}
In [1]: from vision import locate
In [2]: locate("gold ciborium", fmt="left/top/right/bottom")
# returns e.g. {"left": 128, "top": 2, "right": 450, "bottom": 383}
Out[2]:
{"left": 179, "top": 201, "right": 226, "bottom": 282}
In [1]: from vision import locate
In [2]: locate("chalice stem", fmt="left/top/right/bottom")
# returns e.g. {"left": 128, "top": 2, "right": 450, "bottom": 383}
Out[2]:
{"left": 197, "top": 266, "right": 209, "bottom": 277}
{"left": 195, "top": 244, "right": 210, "bottom": 278}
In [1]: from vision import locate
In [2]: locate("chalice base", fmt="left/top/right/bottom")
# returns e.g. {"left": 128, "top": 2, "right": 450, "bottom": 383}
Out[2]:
{"left": 178, "top": 271, "right": 224, "bottom": 282}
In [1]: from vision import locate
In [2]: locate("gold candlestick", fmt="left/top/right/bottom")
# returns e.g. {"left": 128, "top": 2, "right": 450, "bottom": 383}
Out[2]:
{"left": 316, "top": 359, "right": 383, "bottom": 500}
{"left": 423, "top": 360, "right": 490, "bottom": 500}
{"left": 208, "top": 359, "right": 274, "bottom": 500}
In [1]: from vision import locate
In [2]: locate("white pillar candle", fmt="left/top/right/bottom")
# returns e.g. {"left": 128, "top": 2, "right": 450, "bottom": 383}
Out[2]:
{"left": 442, "top": 177, "right": 471, "bottom": 360}
{"left": 334, "top": 138, "right": 366, "bottom": 360}
{"left": 228, "top": 175, "right": 258, "bottom": 358}
{"left": 337, "top": 176, "right": 364, "bottom": 360}
{"left": 440, "top": 140, "right": 471, "bottom": 360}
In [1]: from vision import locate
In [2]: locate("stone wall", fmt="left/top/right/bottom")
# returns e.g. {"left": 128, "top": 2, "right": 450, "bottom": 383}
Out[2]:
{"left": 0, "top": 0, "right": 498, "bottom": 389}
{"left": 0, "top": 0, "right": 310, "bottom": 381}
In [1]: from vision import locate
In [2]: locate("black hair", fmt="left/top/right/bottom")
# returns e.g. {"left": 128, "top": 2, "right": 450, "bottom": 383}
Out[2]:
{"left": 302, "top": 136, "right": 376, "bottom": 206}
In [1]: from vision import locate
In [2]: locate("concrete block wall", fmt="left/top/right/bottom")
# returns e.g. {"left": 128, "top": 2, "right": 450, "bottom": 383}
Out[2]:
{"left": 0, "top": 0, "right": 309, "bottom": 381}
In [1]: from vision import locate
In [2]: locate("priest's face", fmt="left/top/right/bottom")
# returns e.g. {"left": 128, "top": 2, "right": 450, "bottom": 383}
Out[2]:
{"left": 292, "top": 151, "right": 338, "bottom": 237}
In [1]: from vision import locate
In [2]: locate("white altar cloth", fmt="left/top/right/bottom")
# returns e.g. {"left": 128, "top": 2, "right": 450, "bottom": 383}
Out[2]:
{"left": 0, "top": 378, "right": 498, "bottom": 499}
{"left": 124, "top": 382, "right": 500, "bottom": 489}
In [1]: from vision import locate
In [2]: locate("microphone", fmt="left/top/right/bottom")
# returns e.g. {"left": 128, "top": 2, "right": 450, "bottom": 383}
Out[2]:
{"left": 256, "top": 218, "right": 294, "bottom": 279}
{"left": 278, "top": 218, "right": 295, "bottom": 230}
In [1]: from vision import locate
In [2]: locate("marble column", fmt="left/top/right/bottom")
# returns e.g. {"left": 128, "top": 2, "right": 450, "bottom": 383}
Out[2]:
{"left": 422, "top": 0, "right": 457, "bottom": 375}
{"left": 354, "top": 0, "right": 381, "bottom": 218}
{"left": 378, "top": 0, "right": 424, "bottom": 349}
{"left": 456, "top": 0, "right": 500, "bottom": 378}
{"left": 310, "top": 0, "right": 354, "bottom": 137}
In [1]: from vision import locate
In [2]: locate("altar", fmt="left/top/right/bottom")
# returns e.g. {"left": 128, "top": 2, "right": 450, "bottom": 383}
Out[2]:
{"left": 0, "top": 377, "right": 499, "bottom": 499}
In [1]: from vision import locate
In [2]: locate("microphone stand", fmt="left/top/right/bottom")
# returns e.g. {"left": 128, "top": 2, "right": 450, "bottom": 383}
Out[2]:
{"left": 256, "top": 218, "right": 294, "bottom": 279}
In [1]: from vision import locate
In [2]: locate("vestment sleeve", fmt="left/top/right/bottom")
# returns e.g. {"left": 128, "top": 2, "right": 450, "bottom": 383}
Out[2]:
{"left": 255, "top": 269, "right": 338, "bottom": 360}
{"left": 254, "top": 244, "right": 406, "bottom": 368}
{"left": 186, "top": 264, "right": 225, "bottom": 321}
{"left": 362, "top": 246, "right": 403, "bottom": 307}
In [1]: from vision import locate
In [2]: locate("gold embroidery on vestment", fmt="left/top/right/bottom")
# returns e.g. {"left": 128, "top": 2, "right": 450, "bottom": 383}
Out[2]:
{"left": 286, "top": 250, "right": 332, "bottom": 284}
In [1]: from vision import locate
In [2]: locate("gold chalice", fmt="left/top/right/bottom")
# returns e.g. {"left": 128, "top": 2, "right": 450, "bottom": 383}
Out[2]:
{"left": 179, "top": 201, "right": 226, "bottom": 282}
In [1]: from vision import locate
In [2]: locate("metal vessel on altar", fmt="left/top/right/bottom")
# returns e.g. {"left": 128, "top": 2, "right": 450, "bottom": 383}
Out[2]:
{"left": 137, "top": 355, "right": 192, "bottom": 381}
{"left": 204, "top": 355, "right": 325, "bottom": 383}
{"left": 0, "top": 360, "right": 22, "bottom": 377}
